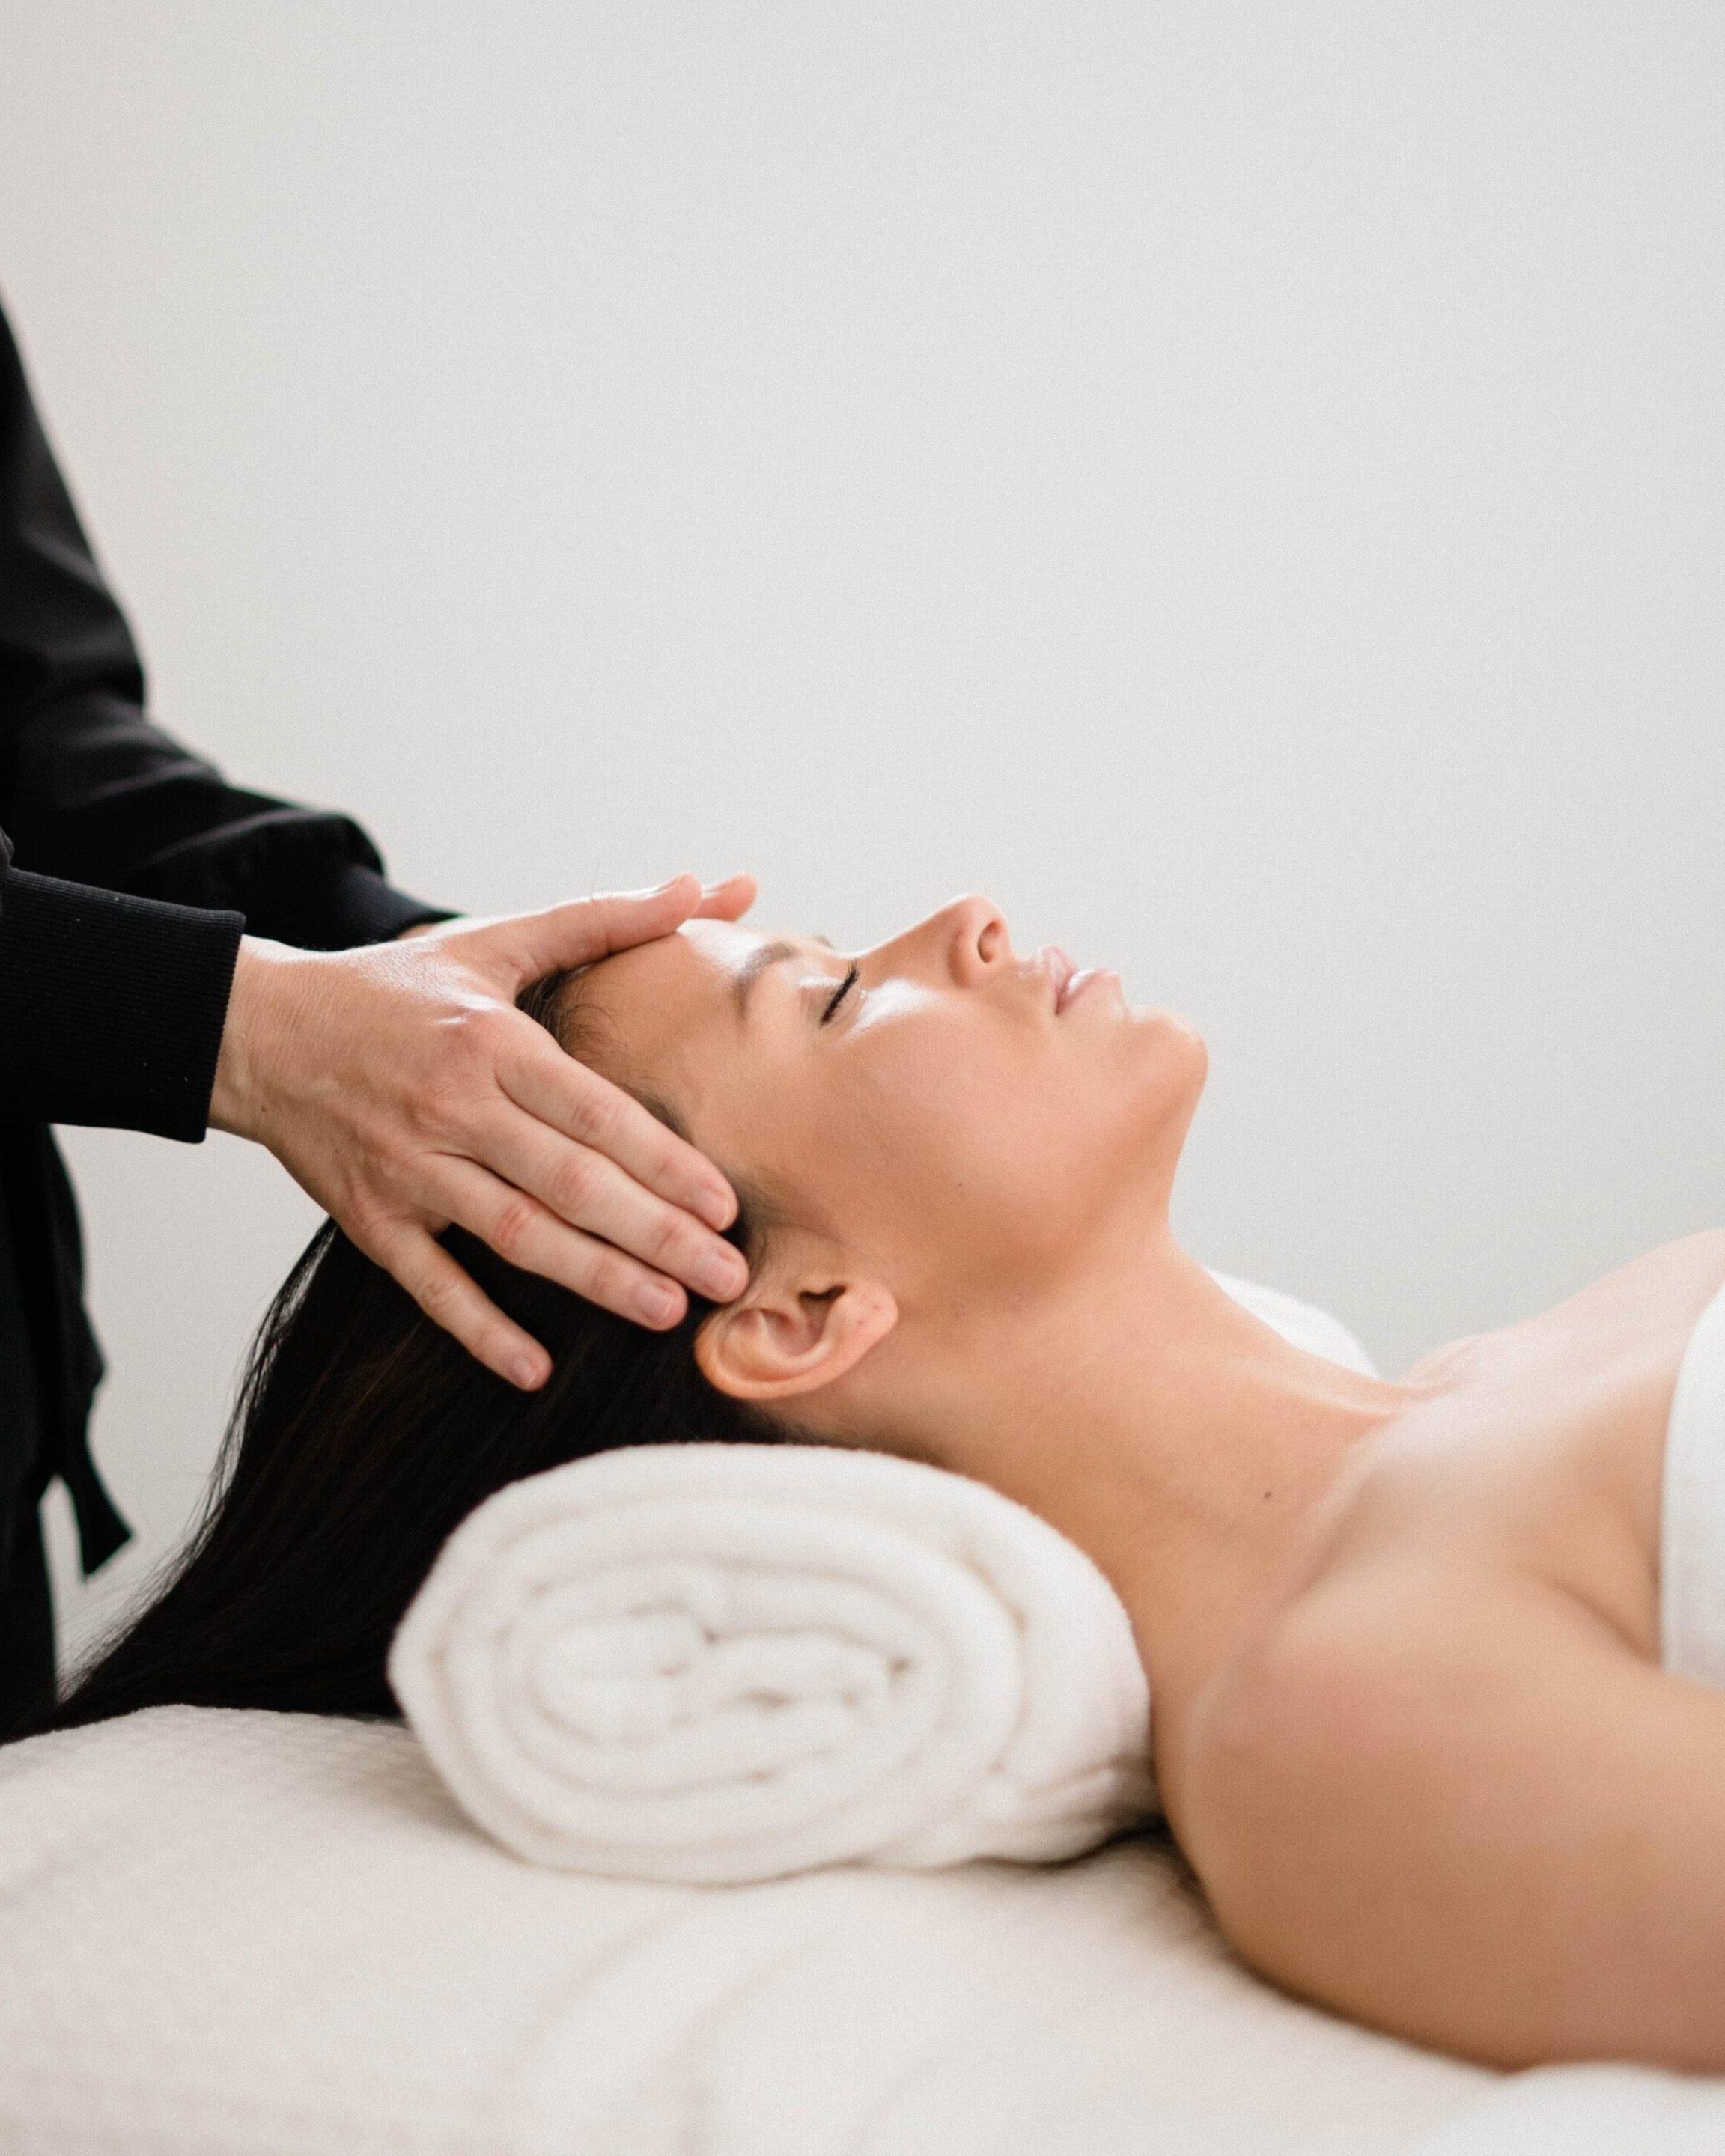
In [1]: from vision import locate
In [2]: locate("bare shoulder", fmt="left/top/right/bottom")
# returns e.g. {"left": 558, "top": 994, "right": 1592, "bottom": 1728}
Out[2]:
{"left": 1157, "top": 1225, "right": 1725, "bottom": 2059}
{"left": 1164, "top": 1555, "right": 1564, "bottom": 1854}
{"left": 1397, "top": 1227, "right": 1725, "bottom": 1386}
{"left": 1169, "top": 1559, "right": 1725, "bottom": 2069}
{"left": 1163, "top": 1557, "right": 1521, "bottom": 1920}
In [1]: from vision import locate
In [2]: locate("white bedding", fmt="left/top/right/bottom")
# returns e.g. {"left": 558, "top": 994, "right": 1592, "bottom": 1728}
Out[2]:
{"left": 0, "top": 1705, "right": 1495, "bottom": 2156}
{"left": 10, "top": 1266, "right": 1719, "bottom": 2153}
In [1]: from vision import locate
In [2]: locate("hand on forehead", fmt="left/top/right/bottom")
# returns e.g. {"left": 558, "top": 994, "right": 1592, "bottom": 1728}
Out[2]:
{"left": 579, "top": 919, "right": 839, "bottom": 1071}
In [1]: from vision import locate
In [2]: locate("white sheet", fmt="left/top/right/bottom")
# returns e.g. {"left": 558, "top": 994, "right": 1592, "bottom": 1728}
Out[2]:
{"left": 5, "top": 1268, "right": 1710, "bottom": 2152}
{"left": 1406, "top": 2062, "right": 1725, "bottom": 2155}
{"left": 0, "top": 1705, "right": 1494, "bottom": 2156}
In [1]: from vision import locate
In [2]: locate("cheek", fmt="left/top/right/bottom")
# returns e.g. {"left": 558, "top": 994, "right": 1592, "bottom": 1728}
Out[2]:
{"left": 811, "top": 1018, "right": 1164, "bottom": 1282}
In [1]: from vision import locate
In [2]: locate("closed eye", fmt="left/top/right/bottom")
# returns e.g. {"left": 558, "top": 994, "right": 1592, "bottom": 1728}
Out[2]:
{"left": 819, "top": 963, "right": 860, "bottom": 1026}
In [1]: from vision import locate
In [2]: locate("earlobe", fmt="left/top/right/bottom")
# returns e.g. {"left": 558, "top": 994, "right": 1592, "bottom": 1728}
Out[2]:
{"left": 695, "top": 1277, "right": 898, "bottom": 1403}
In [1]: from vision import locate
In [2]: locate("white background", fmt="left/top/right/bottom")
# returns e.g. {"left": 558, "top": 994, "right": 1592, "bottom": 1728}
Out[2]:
{"left": 2, "top": 3, "right": 1721, "bottom": 1665}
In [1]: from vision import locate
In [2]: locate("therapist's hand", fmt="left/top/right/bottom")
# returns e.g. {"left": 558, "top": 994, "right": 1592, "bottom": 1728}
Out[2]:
{"left": 208, "top": 872, "right": 755, "bottom": 1389}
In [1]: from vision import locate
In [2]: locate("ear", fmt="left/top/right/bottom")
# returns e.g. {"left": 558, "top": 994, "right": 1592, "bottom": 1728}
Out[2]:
{"left": 693, "top": 1267, "right": 898, "bottom": 1404}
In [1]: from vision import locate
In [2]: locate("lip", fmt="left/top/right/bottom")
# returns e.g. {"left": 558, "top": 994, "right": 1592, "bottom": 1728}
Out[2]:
{"left": 1056, "top": 965, "right": 1113, "bottom": 1014}
{"left": 1041, "top": 945, "right": 1076, "bottom": 1011}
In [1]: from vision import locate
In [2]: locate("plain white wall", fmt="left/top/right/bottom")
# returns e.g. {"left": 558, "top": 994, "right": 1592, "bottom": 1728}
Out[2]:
{"left": 2, "top": 2, "right": 1721, "bottom": 1666}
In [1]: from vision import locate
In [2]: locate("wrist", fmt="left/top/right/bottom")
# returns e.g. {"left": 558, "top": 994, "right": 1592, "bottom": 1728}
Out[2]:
{"left": 209, "top": 935, "right": 293, "bottom": 1139}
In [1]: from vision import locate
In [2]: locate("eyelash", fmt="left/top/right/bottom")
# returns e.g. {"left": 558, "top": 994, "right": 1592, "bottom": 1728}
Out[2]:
{"left": 820, "top": 964, "right": 860, "bottom": 1026}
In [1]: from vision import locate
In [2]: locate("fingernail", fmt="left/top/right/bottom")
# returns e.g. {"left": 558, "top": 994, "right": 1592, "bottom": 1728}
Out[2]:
{"left": 695, "top": 1250, "right": 747, "bottom": 1301}
{"left": 696, "top": 1184, "right": 738, "bottom": 1231}
{"left": 650, "top": 873, "right": 693, "bottom": 895}
{"left": 510, "top": 1353, "right": 547, "bottom": 1389}
{"left": 640, "top": 1282, "right": 682, "bottom": 1325}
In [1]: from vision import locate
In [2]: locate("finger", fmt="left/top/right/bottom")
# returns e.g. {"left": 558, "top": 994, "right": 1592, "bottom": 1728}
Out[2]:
{"left": 502, "top": 1021, "right": 740, "bottom": 1232}
{"left": 371, "top": 1222, "right": 552, "bottom": 1389}
{"left": 693, "top": 872, "right": 756, "bottom": 923}
{"left": 490, "top": 874, "right": 705, "bottom": 981}
{"left": 470, "top": 1097, "right": 749, "bottom": 1303}
{"left": 435, "top": 1157, "right": 699, "bottom": 1330}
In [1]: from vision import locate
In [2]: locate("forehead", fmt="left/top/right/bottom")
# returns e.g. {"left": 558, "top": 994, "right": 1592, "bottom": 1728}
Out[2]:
{"left": 579, "top": 918, "right": 812, "bottom": 1073}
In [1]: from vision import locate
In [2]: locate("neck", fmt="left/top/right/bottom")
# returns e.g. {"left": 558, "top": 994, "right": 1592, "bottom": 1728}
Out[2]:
{"left": 891, "top": 1224, "right": 1454, "bottom": 1733}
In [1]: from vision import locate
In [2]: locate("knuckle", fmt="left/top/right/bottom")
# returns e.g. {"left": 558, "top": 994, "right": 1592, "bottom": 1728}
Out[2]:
{"left": 471, "top": 1002, "right": 517, "bottom": 1058}
{"left": 342, "top": 1201, "right": 388, "bottom": 1257}
{"left": 415, "top": 1267, "right": 463, "bottom": 1324}
{"left": 410, "top": 1077, "right": 463, "bottom": 1136}
{"left": 579, "top": 1249, "right": 636, "bottom": 1313}
{"left": 367, "top": 1125, "right": 418, "bottom": 1179}
{"left": 339, "top": 1182, "right": 405, "bottom": 1252}
{"left": 447, "top": 994, "right": 493, "bottom": 1035}
{"left": 547, "top": 1153, "right": 600, "bottom": 1220}
{"left": 487, "top": 1193, "right": 541, "bottom": 1262}
{"left": 563, "top": 1082, "right": 617, "bottom": 1151}
{"left": 644, "top": 1212, "right": 697, "bottom": 1274}
{"left": 439, "top": 1002, "right": 506, "bottom": 1082}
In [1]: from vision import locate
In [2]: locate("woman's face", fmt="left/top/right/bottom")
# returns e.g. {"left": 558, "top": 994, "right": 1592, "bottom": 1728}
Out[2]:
{"left": 577, "top": 894, "right": 1208, "bottom": 1318}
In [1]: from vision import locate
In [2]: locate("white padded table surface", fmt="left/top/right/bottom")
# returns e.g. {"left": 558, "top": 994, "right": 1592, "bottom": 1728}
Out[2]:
{"left": 0, "top": 1705, "right": 1495, "bottom": 2156}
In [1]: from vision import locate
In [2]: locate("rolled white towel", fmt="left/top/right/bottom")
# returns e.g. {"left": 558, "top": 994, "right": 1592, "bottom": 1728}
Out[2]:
{"left": 388, "top": 1440, "right": 1157, "bottom": 1886}
{"left": 390, "top": 1278, "right": 1372, "bottom": 1886}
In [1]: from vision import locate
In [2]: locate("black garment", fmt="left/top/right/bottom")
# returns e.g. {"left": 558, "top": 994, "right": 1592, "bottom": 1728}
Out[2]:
{"left": 0, "top": 300, "right": 448, "bottom": 1725}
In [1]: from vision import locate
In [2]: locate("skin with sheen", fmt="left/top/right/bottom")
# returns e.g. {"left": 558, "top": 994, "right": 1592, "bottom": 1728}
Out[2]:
{"left": 544, "top": 895, "right": 1725, "bottom": 2077}
{"left": 37, "top": 886, "right": 1725, "bottom": 2074}
{"left": 553, "top": 897, "right": 1452, "bottom": 1744}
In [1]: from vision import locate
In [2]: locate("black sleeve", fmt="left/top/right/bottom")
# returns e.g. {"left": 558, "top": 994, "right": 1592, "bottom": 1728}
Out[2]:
{"left": 0, "top": 299, "right": 452, "bottom": 1139}
{"left": 0, "top": 299, "right": 449, "bottom": 947}
{"left": 0, "top": 867, "right": 242, "bottom": 1141}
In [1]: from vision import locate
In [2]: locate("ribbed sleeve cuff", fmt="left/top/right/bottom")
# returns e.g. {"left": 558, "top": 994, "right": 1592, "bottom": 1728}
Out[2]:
{"left": 0, "top": 869, "right": 243, "bottom": 1141}
{"left": 283, "top": 862, "right": 455, "bottom": 951}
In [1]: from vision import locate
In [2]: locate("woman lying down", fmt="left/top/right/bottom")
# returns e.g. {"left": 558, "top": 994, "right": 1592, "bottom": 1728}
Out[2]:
{"left": 16, "top": 896, "right": 1725, "bottom": 2076}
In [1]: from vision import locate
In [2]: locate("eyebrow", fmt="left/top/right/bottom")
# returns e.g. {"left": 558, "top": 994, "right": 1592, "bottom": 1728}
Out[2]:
{"left": 731, "top": 934, "right": 834, "bottom": 1026}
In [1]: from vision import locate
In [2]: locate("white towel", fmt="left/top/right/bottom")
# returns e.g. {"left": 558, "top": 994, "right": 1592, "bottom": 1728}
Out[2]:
{"left": 388, "top": 1440, "right": 1157, "bottom": 1885}
{"left": 389, "top": 1273, "right": 1375, "bottom": 1887}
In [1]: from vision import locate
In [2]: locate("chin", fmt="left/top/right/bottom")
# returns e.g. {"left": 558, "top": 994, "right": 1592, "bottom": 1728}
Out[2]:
{"left": 1116, "top": 1008, "right": 1208, "bottom": 1145}
{"left": 1125, "top": 1001, "right": 1207, "bottom": 1072}
{"left": 1168, "top": 1011, "right": 1208, "bottom": 1089}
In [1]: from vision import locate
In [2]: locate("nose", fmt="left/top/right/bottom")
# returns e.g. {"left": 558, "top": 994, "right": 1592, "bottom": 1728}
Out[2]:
{"left": 867, "top": 893, "right": 1011, "bottom": 988}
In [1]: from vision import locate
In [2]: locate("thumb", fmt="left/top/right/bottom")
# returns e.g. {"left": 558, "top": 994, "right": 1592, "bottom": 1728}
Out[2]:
{"left": 490, "top": 874, "right": 703, "bottom": 982}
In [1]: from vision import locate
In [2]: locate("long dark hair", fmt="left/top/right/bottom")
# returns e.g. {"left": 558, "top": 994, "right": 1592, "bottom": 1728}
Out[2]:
{"left": 4, "top": 966, "right": 787, "bottom": 1744}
